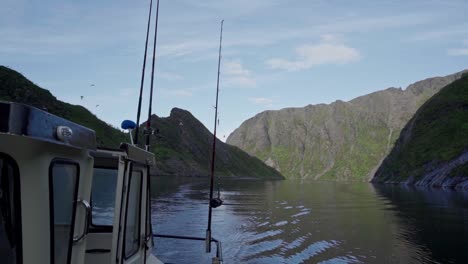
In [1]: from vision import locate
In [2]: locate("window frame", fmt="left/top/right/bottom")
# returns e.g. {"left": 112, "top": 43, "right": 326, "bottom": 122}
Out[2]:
{"left": 89, "top": 166, "right": 119, "bottom": 233}
{"left": 48, "top": 159, "right": 80, "bottom": 264}
{"left": 122, "top": 164, "right": 143, "bottom": 260}
{"left": 0, "top": 153, "right": 23, "bottom": 264}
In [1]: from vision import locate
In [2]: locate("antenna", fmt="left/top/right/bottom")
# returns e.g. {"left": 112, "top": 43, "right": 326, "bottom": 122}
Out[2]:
{"left": 206, "top": 19, "right": 224, "bottom": 254}
{"left": 145, "top": 0, "right": 160, "bottom": 151}
{"left": 134, "top": 0, "right": 154, "bottom": 146}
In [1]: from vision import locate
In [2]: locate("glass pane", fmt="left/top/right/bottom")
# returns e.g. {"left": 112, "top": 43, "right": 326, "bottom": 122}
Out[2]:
{"left": 51, "top": 163, "right": 78, "bottom": 264}
{"left": 124, "top": 170, "right": 142, "bottom": 258}
{"left": 91, "top": 168, "right": 117, "bottom": 226}
{"left": 0, "top": 157, "right": 20, "bottom": 264}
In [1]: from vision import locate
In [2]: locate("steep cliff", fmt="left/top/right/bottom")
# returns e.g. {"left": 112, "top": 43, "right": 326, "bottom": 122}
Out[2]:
{"left": 227, "top": 70, "right": 467, "bottom": 180}
{"left": 142, "top": 109, "right": 284, "bottom": 178}
{"left": 372, "top": 74, "right": 468, "bottom": 189}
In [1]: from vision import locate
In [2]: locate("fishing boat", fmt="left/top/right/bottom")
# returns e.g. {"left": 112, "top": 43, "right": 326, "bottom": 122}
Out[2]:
{"left": 0, "top": 101, "right": 224, "bottom": 264}
{"left": 0, "top": 101, "right": 163, "bottom": 264}
{"left": 0, "top": 1, "right": 226, "bottom": 263}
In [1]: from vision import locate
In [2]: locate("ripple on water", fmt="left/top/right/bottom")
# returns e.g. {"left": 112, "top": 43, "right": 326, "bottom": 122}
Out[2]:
{"left": 274, "top": 220, "right": 288, "bottom": 227}
{"left": 318, "top": 255, "right": 361, "bottom": 264}
{"left": 285, "top": 240, "right": 340, "bottom": 263}
{"left": 291, "top": 210, "right": 311, "bottom": 218}
{"left": 246, "top": 229, "right": 284, "bottom": 245}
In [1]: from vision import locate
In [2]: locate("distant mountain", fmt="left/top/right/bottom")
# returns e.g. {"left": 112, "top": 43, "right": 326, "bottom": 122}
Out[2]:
{"left": 372, "top": 73, "right": 468, "bottom": 189}
{"left": 227, "top": 70, "right": 467, "bottom": 181}
{"left": 142, "top": 109, "right": 284, "bottom": 178}
{"left": 0, "top": 66, "right": 283, "bottom": 179}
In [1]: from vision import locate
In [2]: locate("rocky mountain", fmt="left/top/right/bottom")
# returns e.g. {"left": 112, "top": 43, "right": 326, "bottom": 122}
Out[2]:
{"left": 0, "top": 65, "right": 283, "bottom": 179}
{"left": 227, "top": 70, "right": 468, "bottom": 181}
{"left": 142, "top": 109, "right": 283, "bottom": 178}
{"left": 372, "top": 73, "right": 468, "bottom": 189}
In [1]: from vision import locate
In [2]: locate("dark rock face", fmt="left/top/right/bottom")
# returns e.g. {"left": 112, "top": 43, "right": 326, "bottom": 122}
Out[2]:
{"left": 143, "top": 108, "right": 284, "bottom": 178}
{"left": 227, "top": 70, "right": 467, "bottom": 181}
{"left": 372, "top": 74, "right": 468, "bottom": 189}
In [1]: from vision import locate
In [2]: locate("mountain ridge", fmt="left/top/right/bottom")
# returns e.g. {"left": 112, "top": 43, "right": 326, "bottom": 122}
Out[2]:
{"left": 0, "top": 65, "right": 283, "bottom": 179}
{"left": 372, "top": 73, "right": 468, "bottom": 189}
{"left": 227, "top": 69, "right": 468, "bottom": 181}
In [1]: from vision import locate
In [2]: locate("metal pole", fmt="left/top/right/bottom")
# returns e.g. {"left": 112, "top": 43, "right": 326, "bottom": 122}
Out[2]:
{"left": 134, "top": 0, "right": 153, "bottom": 145}
{"left": 145, "top": 0, "right": 160, "bottom": 151}
{"left": 206, "top": 19, "right": 224, "bottom": 253}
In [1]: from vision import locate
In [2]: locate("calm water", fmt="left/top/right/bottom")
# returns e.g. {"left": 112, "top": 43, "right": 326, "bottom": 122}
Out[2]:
{"left": 149, "top": 177, "right": 468, "bottom": 264}
{"left": 94, "top": 177, "right": 468, "bottom": 263}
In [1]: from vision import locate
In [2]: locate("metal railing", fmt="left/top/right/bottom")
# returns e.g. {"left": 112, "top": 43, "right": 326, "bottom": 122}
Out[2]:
{"left": 153, "top": 233, "right": 223, "bottom": 263}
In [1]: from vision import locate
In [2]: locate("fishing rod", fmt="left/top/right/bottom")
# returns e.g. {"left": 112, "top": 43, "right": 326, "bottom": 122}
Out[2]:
{"left": 206, "top": 19, "right": 224, "bottom": 254}
{"left": 134, "top": 0, "right": 154, "bottom": 146}
{"left": 145, "top": 0, "right": 160, "bottom": 151}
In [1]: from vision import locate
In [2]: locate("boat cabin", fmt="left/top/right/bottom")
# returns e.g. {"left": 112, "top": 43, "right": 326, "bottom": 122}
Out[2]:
{"left": 0, "top": 102, "right": 162, "bottom": 264}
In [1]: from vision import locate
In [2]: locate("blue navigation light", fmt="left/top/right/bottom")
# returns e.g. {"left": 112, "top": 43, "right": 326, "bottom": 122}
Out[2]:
{"left": 121, "top": 120, "right": 136, "bottom": 130}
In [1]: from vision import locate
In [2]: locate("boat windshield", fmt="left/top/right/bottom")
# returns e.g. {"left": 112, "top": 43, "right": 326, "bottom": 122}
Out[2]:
{"left": 91, "top": 167, "right": 118, "bottom": 227}
{"left": 0, "top": 154, "right": 21, "bottom": 264}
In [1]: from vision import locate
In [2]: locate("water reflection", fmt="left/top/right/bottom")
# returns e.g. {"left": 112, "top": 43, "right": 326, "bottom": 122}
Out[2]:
{"left": 92, "top": 176, "right": 468, "bottom": 263}
{"left": 373, "top": 184, "right": 468, "bottom": 264}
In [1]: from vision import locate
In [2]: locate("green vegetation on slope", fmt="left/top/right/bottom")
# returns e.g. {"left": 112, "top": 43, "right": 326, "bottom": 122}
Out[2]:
{"left": 227, "top": 70, "right": 467, "bottom": 181}
{"left": 0, "top": 66, "right": 283, "bottom": 179}
{"left": 374, "top": 73, "right": 468, "bottom": 182}
{"left": 0, "top": 66, "right": 126, "bottom": 147}
{"left": 142, "top": 108, "right": 284, "bottom": 178}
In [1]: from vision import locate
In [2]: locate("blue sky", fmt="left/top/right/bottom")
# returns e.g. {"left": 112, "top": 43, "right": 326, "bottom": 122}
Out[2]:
{"left": 2, "top": 0, "right": 468, "bottom": 140}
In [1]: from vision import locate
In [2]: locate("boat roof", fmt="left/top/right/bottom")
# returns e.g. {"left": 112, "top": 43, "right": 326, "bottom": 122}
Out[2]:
{"left": 0, "top": 101, "right": 96, "bottom": 150}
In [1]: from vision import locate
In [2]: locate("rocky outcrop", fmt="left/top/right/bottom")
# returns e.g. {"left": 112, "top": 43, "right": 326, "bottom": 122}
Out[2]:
{"left": 372, "top": 74, "right": 468, "bottom": 189}
{"left": 142, "top": 108, "right": 284, "bottom": 178}
{"left": 227, "top": 70, "right": 468, "bottom": 181}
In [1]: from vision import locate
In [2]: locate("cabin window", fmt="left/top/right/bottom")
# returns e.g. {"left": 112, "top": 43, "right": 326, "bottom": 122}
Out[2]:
{"left": 0, "top": 154, "right": 22, "bottom": 264}
{"left": 124, "top": 168, "right": 143, "bottom": 259}
{"left": 91, "top": 168, "right": 118, "bottom": 227}
{"left": 49, "top": 161, "right": 79, "bottom": 264}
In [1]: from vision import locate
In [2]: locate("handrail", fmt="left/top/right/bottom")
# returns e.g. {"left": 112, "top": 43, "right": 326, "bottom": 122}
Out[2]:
{"left": 153, "top": 233, "right": 223, "bottom": 263}
{"left": 73, "top": 199, "right": 91, "bottom": 243}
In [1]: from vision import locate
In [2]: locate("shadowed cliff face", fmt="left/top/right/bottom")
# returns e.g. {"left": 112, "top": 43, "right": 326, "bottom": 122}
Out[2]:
{"left": 372, "top": 74, "right": 468, "bottom": 189}
{"left": 141, "top": 108, "right": 284, "bottom": 179}
{"left": 227, "top": 70, "right": 468, "bottom": 181}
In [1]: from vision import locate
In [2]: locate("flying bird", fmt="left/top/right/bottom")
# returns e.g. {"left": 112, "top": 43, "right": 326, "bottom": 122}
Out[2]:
{"left": 80, "top": 96, "right": 84, "bottom": 100}
{"left": 95, "top": 104, "right": 99, "bottom": 108}
{"left": 90, "top": 84, "right": 95, "bottom": 87}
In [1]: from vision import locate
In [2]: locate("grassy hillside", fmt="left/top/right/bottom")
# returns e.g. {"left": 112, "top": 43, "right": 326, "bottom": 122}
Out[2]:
{"left": 0, "top": 66, "right": 283, "bottom": 179}
{"left": 373, "top": 73, "right": 468, "bottom": 184}
{"left": 0, "top": 65, "right": 126, "bottom": 147}
{"left": 142, "top": 108, "right": 284, "bottom": 178}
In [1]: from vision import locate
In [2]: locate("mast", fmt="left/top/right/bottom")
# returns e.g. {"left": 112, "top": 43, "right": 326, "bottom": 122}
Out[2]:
{"left": 134, "top": 0, "right": 154, "bottom": 145}
{"left": 145, "top": 0, "right": 160, "bottom": 151}
{"left": 206, "top": 19, "right": 224, "bottom": 253}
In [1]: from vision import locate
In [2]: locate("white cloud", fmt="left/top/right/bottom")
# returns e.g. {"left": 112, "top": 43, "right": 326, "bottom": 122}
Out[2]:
{"left": 223, "top": 61, "right": 256, "bottom": 88}
{"left": 266, "top": 35, "right": 361, "bottom": 71}
{"left": 248, "top": 97, "right": 274, "bottom": 106}
{"left": 448, "top": 48, "right": 468, "bottom": 56}
{"left": 160, "top": 88, "right": 193, "bottom": 97}
{"left": 159, "top": 71, "right": 183, "bottom": 81}
{"left": 224, "top": 61, "right": 250, "bottom": 76}
{"left": 171, "top": 89, "right": 193, "bottom": 97}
